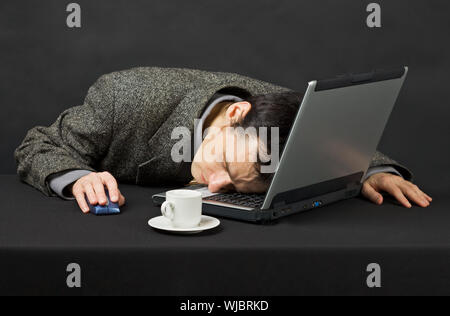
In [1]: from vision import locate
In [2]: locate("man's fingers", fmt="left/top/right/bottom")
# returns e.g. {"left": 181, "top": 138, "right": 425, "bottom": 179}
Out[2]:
{"left": 73, "top": 188, "right": 90, "bottom": 214}
{"left": 403, "top": 186, "right": 429, "bottom": 208}
{"left": 73, "top": 172, "right": 123, "bottom": 212}
{"left": 364, "top": 173, "right": 433, "bottom": 209}
{"left": 404, "top": 183, "right": 431, "bottom": 207}
{"left": 84, "top": 184, "right": 97, "bottom": 205}
{"left": 92, "top": 177, "right": 108, "bottom": 205}
{"left": 413, "top": 186, "right": 433, "bottom": 203}
{"left": 384, "top": 185, "right": 412, "bottom": 208}
{"left": 101, "top": 172, "right": 119, "bottom": 202}
{"left": 118, "top": 192, "right": 126, "bottom": 207}
{"left": 362, "top": 183, "right": 383, "bottom": 205}
{"left": 375, "top": 176, "right": 412, "bottom": 208}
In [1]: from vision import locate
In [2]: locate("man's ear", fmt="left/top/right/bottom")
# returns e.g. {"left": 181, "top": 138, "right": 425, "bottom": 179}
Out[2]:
{"left": 225, "top": 102, "right": 252, "bottom": 125}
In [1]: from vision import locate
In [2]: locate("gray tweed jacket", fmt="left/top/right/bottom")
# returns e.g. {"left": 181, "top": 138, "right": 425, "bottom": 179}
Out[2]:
{"left": 14, "top": 67, "right": 412, "bottom": 196}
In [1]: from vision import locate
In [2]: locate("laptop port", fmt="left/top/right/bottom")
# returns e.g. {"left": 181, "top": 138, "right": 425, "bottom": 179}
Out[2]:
{"left": 281, "top": 208, "right": 290, "bottom": 215}
{"left": 312, "top": 201, "right": 322, "bottom": 208}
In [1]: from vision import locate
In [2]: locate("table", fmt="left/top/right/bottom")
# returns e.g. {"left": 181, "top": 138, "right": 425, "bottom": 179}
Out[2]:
{"left": 0, "top": 175, "right": 449, "bottom": 296}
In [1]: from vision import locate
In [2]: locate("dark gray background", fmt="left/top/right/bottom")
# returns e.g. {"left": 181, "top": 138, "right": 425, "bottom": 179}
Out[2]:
{"left": 1, "top": 0, "right": 449, "bottom": 190}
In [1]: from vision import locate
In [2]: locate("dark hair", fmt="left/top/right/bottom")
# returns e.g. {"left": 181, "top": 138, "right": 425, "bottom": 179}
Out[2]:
{"left": 235, "top": 92, "right": 303, "bottom": 187}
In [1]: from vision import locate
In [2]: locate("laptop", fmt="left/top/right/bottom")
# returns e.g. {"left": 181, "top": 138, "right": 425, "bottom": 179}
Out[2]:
{"left": 153, "top": 67, "right": 408, "bottom": 223}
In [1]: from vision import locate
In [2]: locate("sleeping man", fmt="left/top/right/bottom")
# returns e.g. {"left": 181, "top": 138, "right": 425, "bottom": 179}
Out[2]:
{"left": 15, "top": 67, "right": 432, "bottom": 213}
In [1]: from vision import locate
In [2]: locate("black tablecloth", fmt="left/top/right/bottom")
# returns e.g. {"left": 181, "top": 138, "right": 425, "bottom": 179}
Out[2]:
{"left": 0, "top": 175, "right": 449, "bottom": 295}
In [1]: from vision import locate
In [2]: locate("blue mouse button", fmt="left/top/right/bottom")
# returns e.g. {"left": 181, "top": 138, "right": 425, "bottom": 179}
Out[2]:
{"left": 85, "top": 190, "right": 121, "bottom": 215}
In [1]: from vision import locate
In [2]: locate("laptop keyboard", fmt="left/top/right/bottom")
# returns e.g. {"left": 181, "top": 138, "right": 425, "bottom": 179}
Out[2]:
{"left": 205, "top": 192, "right": 265, "bottom": 209}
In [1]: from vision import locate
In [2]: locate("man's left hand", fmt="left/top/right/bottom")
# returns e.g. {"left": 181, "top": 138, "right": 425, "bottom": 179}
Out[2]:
{"left": 362, "top": 173, "right": 432, "bottom": 208}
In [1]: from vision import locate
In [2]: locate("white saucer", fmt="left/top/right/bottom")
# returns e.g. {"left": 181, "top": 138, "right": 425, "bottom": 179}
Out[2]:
{"left": 148, "top": 215, "right": 221, "bottom": 234}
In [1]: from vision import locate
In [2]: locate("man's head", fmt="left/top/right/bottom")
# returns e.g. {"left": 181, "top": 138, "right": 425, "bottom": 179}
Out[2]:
{"left": 191, "top": 92, "right": 302, "bottom": 193}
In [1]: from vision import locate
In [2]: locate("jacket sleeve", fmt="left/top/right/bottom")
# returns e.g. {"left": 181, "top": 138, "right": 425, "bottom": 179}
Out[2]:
{"left": 14, "top": 75, "right": 115, "bottom": 196}
{"left": 369, "top": 151, "right": 413, "bottom": 181}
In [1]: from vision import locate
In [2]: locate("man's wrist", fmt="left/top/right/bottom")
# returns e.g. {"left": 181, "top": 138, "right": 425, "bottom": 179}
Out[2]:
{"left": 363, "top": 166, "right": 403, "bottom": 182}
{"left": 47, "top": 169, "right": 93, "bottom": 200}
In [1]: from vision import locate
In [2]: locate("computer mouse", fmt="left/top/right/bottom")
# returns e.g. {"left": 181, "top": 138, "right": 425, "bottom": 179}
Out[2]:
{"left": 85, "top": 189, "right": 121, "bottom": 215}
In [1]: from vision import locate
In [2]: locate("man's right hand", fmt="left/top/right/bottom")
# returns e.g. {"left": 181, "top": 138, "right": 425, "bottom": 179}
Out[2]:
{"left": 71, "top": 172, "right": 126, "bottom": 214}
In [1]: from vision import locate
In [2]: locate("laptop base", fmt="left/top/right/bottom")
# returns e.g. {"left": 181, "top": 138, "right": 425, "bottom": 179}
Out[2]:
{"left": 152, "top": 182, "right": 362, "bottom": 224}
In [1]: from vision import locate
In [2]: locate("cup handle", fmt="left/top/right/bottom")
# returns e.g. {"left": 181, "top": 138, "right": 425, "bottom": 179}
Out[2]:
{"left": 161, "top": 201, "right": 175, "bottom": 221}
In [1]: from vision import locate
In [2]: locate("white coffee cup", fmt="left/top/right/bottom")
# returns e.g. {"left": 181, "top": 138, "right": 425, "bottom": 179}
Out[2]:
{"left": 161, "top": 190, "right": 203, "bottom": 228}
